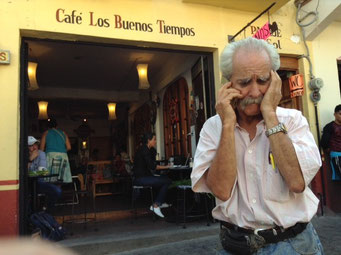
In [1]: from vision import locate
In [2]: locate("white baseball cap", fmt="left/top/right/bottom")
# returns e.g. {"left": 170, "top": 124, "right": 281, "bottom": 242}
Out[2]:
{"left": 28, "top": 136, "right": 39, "bottom": 146}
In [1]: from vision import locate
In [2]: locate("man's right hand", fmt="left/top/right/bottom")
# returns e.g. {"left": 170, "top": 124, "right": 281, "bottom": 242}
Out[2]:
{"left": 29, "top": 150, "right": 39, "bottom": 162}
{"left": 215, "top": 82, "right": 242, "bottom": 125}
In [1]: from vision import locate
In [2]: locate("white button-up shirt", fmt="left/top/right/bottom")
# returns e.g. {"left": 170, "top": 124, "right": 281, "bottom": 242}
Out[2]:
{"left": 191, "top": 107, "right": 321, "bottom": 229}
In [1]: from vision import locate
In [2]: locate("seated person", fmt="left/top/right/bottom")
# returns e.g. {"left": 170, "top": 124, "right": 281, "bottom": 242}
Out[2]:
{"left": 120, "top": 151, "right": 133, "bottom": 175}
{"left": 113, "top": 153, "right": 129, "bottom": 176}
{"left": 132, "top": 132, "right": 171, "bottom": 218}
{"left": 28, "top": 136, "right": 62, "bottom": 212}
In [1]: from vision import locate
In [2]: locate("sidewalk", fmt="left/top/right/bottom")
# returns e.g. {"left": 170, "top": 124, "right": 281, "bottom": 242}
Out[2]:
{"left": 60, "top": 210, "right": 341, "bottom": 255}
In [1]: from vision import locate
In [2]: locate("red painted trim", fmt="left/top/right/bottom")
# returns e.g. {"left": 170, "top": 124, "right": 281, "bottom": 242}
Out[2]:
{"left": 0, "top": 189, "right": 19, "bottom": 236}
{"left": 0, "top": 180, "right": 19, "bottom": 186}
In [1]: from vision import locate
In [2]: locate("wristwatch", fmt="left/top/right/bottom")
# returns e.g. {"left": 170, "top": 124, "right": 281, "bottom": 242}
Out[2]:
{"left": 265, "top": 122, "right": 287, "bottom": 137}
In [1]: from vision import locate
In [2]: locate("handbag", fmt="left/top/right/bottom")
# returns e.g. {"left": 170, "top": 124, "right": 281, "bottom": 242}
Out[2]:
{"left": 220, "top": 225, "right": 265, "bottom": 255}
{"left": 30, "top": 211, "right": 66, "bottom": 241}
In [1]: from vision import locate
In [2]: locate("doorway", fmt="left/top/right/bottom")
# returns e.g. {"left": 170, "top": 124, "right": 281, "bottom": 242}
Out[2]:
{"left": 20, "top": 36, "right": 216, "bottom": 234}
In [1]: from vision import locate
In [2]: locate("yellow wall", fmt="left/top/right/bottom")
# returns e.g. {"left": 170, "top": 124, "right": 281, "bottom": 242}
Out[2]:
{"left": 312, "top": 21, "right": 341, "bottom": 129}
{"left": 0, "top": 0, "right": 315, "bottom": 183}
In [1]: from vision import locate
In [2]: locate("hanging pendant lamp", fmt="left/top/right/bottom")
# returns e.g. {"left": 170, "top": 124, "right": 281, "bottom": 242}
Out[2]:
{"left": 37, "top": 101, "right": 48, "bottom": 120}
{"left": 107, "top": 103, "right": 117, "bottom": 120}
{"left": 28, "top": 62, "right": 39, "bottom": 90}
{"left": 137, "top": 64, "right": 150, "bottom": 89}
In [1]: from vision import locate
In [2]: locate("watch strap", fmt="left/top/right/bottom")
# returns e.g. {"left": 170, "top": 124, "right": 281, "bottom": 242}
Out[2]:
{"left": 265, "top": 122, "right": 287, "bottom": 137}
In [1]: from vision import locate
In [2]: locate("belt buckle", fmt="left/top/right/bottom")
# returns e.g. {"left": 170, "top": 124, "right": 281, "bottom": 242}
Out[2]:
{"left": 253, "top": 228, "right": 266, "bottom": 236}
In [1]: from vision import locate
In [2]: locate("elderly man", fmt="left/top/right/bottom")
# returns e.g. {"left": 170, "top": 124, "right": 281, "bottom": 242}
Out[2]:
{"left": 28, "top": 136, "right": 62, "bottom": 212}
{"left": 191, "top": 37, "right": 323, "bottom": 254}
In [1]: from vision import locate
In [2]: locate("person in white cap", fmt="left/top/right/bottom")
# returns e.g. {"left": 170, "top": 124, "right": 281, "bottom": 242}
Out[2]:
{"left": 28, "top": 136, "right": 46, "bottom": 172}
{"left": 28, "top": 136, "right": 62, "bottom": 212}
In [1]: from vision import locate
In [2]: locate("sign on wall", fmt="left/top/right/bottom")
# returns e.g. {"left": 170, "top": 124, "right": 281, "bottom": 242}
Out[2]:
{"left": 250, "top": 22, "right": 282, "bottom": 49}
{"left": 289, "top": 74, "right": 304, "bottom": 98}
{"left": 55, "top": 9, "right": 196, "bottom": 38}
{"left": 0, "top": 50, "right": 10, "bottom": 64}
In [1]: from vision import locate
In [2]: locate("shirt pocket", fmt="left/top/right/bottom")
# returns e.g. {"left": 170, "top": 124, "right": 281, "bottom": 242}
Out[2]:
{"left": 264, "top": 164, "right": 291, "bottom": 202}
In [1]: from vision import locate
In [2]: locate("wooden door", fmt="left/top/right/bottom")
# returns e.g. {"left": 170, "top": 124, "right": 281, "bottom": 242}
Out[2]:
{"left": 192, "top": 59, "right": 207, "bottom": 143}
{"left": 163, "top": 78, "right": 190, "bottom": 159}
{"left": 278, "top": 56, "right": 302, "bottom": 111}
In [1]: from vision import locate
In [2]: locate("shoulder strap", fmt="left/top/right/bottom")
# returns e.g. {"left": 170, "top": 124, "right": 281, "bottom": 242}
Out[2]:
{"left": 53, "top": 129, "right": 66, "bottom": 143}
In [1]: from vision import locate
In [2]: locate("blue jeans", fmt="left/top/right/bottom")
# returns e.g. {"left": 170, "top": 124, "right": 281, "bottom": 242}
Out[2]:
{"left": 37, "top": 180, "right": 62, "bottom": 211}
{"left": 134, "top": 176, "right": 172, "bottom": 206}
{"left": 218, "top": 222, "right": 324, "bottom": 255}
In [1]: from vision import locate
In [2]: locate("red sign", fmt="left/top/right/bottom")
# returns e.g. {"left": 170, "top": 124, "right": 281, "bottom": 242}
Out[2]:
{"left": 253, "top": 22, "right": 271, "bottom": 40}
{"left": 289, "top": 74, "right": 304, "bottom": 98}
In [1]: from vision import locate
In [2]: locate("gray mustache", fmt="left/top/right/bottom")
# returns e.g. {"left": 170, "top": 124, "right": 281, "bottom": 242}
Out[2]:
{"left": 240, "top": 96, "right": 263, "bottom": 109}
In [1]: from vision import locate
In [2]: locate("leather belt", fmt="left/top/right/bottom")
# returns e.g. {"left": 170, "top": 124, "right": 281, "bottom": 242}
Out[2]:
{"left": 220, "top": 221, "right": 308, "bottom": 244}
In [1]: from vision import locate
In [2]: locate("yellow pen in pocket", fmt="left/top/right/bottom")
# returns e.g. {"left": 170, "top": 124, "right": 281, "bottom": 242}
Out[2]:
{"left": 269, "top": 152, "right": 276, "bottom": 170}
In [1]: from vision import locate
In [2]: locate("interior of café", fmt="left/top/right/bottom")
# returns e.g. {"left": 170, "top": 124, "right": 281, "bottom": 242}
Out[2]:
{"left": 24, "top": 38, "right": 216, "bottom": 227}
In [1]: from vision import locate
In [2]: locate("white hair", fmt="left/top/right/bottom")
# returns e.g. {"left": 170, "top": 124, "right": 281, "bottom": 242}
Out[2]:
{"left": 220, "top": 37, "right": 280, "bottom": 81}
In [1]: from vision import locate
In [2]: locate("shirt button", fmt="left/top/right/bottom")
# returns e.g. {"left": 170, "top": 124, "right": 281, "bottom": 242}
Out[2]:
{"left": 252, "top": 199, "right": 257, "bottom": 204}
{"left": 248, "top": 149, "right": 253, "bottom": 154}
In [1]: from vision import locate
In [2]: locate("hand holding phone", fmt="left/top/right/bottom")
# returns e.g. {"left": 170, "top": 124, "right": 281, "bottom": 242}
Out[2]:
{"left": 216, "top": 82, "right": 242, "bottom": 125}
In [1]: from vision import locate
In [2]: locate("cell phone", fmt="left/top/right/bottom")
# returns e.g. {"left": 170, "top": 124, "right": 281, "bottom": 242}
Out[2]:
{"left": 231, "top": 98, "right": 239, "bottom": 109}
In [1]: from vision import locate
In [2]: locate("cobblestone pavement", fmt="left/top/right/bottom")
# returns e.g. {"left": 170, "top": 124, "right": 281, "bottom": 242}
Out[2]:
{"left": 106, "top": 215, "right": 341, "bottom": 255}
{"left": 62, "top": 211, "right": 341, "bottom": 255}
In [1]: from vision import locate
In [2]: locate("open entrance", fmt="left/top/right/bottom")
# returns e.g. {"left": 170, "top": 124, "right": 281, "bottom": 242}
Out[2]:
{"left": 20, "top": 36, "right": 215, "bottom": 234}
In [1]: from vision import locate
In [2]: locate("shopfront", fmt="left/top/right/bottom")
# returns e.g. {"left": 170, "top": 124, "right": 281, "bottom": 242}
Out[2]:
{"left": 0, "top": 0, "right": 323, "bottom": 236}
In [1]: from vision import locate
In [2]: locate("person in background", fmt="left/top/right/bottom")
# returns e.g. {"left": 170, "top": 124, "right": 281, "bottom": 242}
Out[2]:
{"left": 321, "top": 104, "right": 341, "bottom": 179}
{"left": 28, "top": 136, "right": 62, "bottom": 212}
{"left": 40, "top": 118, "right": 72, "bottom": 183}
{"left": 113, "top": 153, "right": 129, "bottom": 176}
{"left": 120, "top": 150, "right": 133, "bottom": 175}
{"left": 191, "top": 37, "right": 323, "bottom": 254}
{"left": 132, "top": 132, "right": 172, "bottom": 218}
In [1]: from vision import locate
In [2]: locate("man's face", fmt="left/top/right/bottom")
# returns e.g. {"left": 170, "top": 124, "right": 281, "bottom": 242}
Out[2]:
{"left": 230, "top": 49, "right": 272, "bottom": 117}
{"left": 28, "top": 143, "right": 38, "bottom": 152}
{"left": 335, "top": 110, "right": 341, "bottom": 125}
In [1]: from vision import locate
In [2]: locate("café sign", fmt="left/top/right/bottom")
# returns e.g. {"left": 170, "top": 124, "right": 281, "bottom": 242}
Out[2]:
{"left": 55, "top": 8, "right": 196, "bottom": 38}
{"left": 0, "top": 50, "right": 10, "bottom": 64}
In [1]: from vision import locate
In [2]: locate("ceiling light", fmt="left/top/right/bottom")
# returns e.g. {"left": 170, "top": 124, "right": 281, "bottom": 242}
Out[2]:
{"left": 137, "top": 64, "right": 150, "bottom": 89}
{"left": 107, "top": 103, "right": 117, "bottom": 120}
{"left": 28, "top": 62, "right": 39, "bottom": 90}
{"left": 37, "top": 101, "right": 48, "bottom": 120}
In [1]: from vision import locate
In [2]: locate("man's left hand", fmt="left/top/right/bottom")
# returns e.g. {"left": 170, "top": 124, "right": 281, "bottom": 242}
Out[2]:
{"left": 260, "top": 70, "right": 282, "bottom": 116}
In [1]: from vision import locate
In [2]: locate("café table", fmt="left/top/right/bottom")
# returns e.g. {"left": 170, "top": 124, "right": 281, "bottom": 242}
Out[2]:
{"left": 29, "top": 173, "right": 58, "bottom": 212}
{"left": 168, "top": 165, "right": 192, "bottom": 180}
{"left": 163, "top": 166, "right": 211, "bottom": 228}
